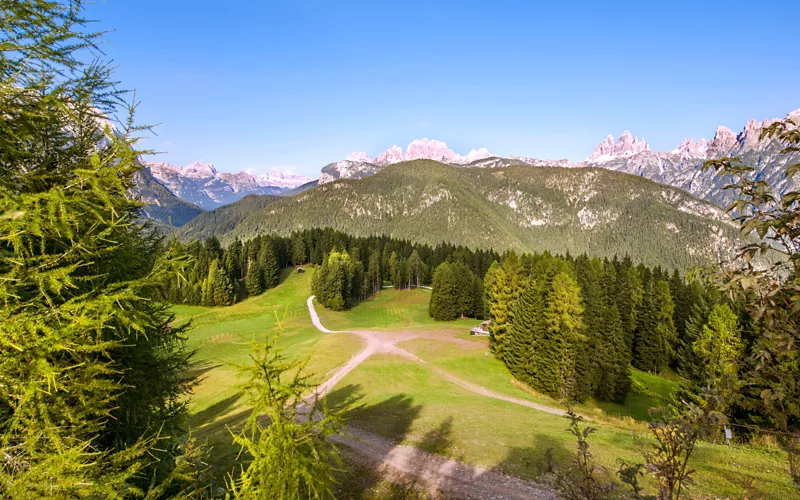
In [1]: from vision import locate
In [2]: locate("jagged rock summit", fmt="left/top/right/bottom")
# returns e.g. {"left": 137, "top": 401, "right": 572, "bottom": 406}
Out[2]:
{"left": 586, "top": 131, "right": 650, "bottom": 163}
{"left": 347, "top": 138, "right": 490, "bottom": 167}
{"left": 147, "top": 161, "right": 311, "bottom": 210}
{"left": 318, "top": 108, "right": 799, "bottom": 208}
{"left": 320, "top": 138, "right": 492, "bottom": 184}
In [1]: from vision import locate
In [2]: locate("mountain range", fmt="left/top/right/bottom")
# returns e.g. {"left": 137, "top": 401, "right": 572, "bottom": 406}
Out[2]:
{"left": 319, "top": 109, "right": 799, "bottom": 208}
{"left": 178, "top": 159, "right": 742, "bottom": 270}
{"left": 146, "top": 161, "right": 311, "bottom": 210}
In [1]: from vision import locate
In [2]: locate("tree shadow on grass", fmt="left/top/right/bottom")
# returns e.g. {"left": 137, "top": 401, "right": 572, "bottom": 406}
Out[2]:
{"left": 189, "top": 392, "right": 243, "bottom": 430}
{"left": 185, "top": 361, "right": 223, "bottom": 381}
{"left": 327, "top": 385, "right": 431, "bottom": 499}
{"left": 491, "top": 433, "right": 571, "bottom": 481}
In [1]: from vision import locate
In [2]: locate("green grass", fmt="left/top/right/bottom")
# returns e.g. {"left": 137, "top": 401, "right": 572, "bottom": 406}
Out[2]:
{"left": 326, "top": 354, "right": 794, "bottom": 499}
{"left": 315, "top": 287, "right": 477, "bottom": 334}
{"left": 180, "top": 271, "right": 794, "bottom": 498}
{"left": 179, "top": 267, "right": 364, "bottom": 473}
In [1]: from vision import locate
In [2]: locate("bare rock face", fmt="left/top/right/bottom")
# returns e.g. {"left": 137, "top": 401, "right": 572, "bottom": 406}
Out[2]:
{"left": 318, "top": 138, "right": 492, "bottom": 184}
{"left": 587, "top": 109, "right": 800, "bottom": 206}
{"left": 147, "top": 161, "right": 310, "bottom": 210}
{"left": 585, "top": 131, "right": 650, "bottom": 163}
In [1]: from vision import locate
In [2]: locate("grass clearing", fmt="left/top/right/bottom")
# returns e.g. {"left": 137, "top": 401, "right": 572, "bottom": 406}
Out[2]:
{"left": 181, "top": 272, "right": 794, "bottom": 498}
{"left": 180, "top": 268, "right": 364, "bottom": 474}
{"left": 316, "top": 287, "right": 477, "bottom": 334}
{"left": 326, "top": 354, "right": 794, "bottom": 498}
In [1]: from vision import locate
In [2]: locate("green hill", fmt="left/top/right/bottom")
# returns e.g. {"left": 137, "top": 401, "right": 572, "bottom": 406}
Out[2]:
{"left": 177, "top": 193, "right": 281, "bottom": 241}
{"left": 180, "top": 160, "right": 742, "bottom": 270}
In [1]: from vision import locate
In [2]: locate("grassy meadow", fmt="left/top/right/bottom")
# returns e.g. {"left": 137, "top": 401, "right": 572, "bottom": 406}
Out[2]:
{"left": 183, "top": 268, "right": 794, "bottom": 498}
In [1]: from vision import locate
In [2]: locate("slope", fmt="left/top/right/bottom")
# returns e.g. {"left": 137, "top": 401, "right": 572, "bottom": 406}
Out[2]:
{"left": 177, "top": 193, "right": 281, "bottom": 241}
{"left": 132, "top": 168, "right": 204, "bottom": 227}
{"left": 188, "top": 160, "right": 739, "bottom": 270}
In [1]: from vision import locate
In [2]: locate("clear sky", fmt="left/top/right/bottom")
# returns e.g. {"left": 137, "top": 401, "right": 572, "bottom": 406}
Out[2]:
{"left": 86, "top": 0, "right": 800, "bottom": 178}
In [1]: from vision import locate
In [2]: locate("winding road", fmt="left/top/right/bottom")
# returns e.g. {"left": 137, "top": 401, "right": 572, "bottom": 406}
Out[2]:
{"left": 307, "top": 295, "right": 558, "bottom": 499}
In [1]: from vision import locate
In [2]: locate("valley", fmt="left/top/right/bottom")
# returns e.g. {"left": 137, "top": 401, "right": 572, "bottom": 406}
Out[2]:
{"left": 181, "top": 269, "right": 795, "bottom": 498}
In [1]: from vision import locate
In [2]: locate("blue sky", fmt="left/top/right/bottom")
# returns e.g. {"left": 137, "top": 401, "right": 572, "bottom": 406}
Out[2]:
{"left": 86, "top": 0, "right": 800, "bottom": 178}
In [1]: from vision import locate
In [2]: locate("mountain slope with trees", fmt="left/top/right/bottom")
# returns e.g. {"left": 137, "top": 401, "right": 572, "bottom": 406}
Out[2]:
{"left": 178, "top": 193, "right": 281, "bottom": 241}
{"left": 186, "top": 160, "right": 741, "bottom": 270}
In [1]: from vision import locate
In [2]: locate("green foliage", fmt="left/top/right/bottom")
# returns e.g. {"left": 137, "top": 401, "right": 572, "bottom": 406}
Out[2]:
{"left": 429, "top": 261, "right": 481, "bottom": 320}
{"left": 177, "top": 194, "right": 279, "bottom": 240}
{"left": 641, "top": 391, "right": 727, "bottom": 500}
{"left": 0, "top": 1, "right": 193, "bottom": 495}
{"left": 703, "top": 116, "right": 800, "bottom": 486}
{"left": 692, "top": 304, "right": 743, "bottom": 381}
{"left": 634, "top": 281, "right": 677, "bottom": 374}
{"left": 549, "top": 411, "right": 616, "bottom": 500}
{"left": 542, "top": 273, "right": 585, "bottom": 402}
{"left": 227, "top": 323, "right": 347, "bottom": 499}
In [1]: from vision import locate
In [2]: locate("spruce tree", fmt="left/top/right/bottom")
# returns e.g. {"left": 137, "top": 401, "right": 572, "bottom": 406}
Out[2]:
{"left": 367, "top": 249, "right": 382, "bottom": 294}
{"left": 212, "top": 259, "right": 235, "bottom": 306}
{"left": 430, "top": 262, "right": 459, "bottom": 320}
{"left": 534, "top": 272, "right": 585, "bottom": 401}
{"left": 246, "top": 259, "right": 264, "bottom": 296}
{"left": 291, "top": 234, "right": 307, "bottom": 265}
{"left": 259, "top": 238, "right": 280, "bottom": 289}
{"left": 635, "top": 280, "right": 676, "bottom": 373}
{"left": 504, "top": 280, "right": 544, "bottom": 385}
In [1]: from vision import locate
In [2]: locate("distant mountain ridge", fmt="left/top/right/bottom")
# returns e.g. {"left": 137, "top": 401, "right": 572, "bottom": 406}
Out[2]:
{"left": 318, "top": 109, "right": 800, "bottom": 207}
{"left": 146, "top": 161, "right": 311, "bottom": 210}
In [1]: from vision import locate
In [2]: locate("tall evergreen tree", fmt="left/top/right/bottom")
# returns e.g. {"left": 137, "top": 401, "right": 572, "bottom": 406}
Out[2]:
{"left": 635, "top": 280, "right": 676, "bottom": 373}
{"left": 504, "top": 280, "right": 544, "bottom": 385}
{"left": 211, "top": 259, "right": 235, "bottom": 306}
{"left": 258, "top": 238, "right": 280, "bottom": 289}
{"left": 0, "top": 1, "right": 194, "bottom": 495}
{"left": 534, "top": 272, "right": 585, "bottom": 401}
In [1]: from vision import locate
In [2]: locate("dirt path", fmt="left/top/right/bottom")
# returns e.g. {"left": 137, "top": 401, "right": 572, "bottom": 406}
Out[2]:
{"left": 334, "top": 426, "right": 554, "bottom": 499}
{"left": 307, "top": 295, "right": 558, "bottom": 498}
{"left": 307, "top": 295, "right": 566, "bottom": 416}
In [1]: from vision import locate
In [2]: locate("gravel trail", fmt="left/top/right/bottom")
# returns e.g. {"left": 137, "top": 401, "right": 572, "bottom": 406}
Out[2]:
{"left": 306, "top": 295, "right": 558, "bottom": 498}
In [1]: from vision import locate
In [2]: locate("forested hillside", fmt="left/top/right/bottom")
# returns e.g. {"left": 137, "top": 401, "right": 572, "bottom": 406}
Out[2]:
{"left": 185, "top": 160, "right": 741, "bottom": 270}
{"left": 178, "top": 193, "right": 281, "bottom": 241}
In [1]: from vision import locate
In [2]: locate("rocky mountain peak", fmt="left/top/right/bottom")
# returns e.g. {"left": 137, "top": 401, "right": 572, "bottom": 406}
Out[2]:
{"left": 585, "top": 131, "right": 650, "bottom": 163}
{"left": 673, "top": 138, "right": 710, "bottom": 157}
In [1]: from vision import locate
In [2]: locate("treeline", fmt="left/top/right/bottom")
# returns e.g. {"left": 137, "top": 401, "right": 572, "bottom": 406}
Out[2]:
{"left": 431, "top": 251, "right": 711, "bottom": 404}
{"left": 165, "top": 227, "right": 500, "bottom": 308}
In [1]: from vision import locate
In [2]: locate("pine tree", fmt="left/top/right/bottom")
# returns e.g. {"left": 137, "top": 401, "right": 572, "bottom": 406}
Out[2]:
{"left": 487, "top": 253, "right": 524, "bottom": 359}
{"left": 635, "top": 280, "right": 676, "bottom": 374}
{"left": 693, "top": 304, "right": 743, "bottom": 382}
{"left": 246, "top": 259, "right": 264, "bottom": 296}
{"left": 430, "top": 262, "right": 459, "bottom": 320}
{"left": 367, "top": 249, "right": 382, "bottom": 294}
{"left": 676, "top": 283, "right": 713, "bottom": 380}
{"left": 408, "top": 249, "right": 423, "bottom": 288}
{"left": 389, "top": 251, "right": 399, "bottom": 287}
{"left": 291, "top": 234, "right": 307, "bottom": 265}
{"left": 259, "top": 238, "right": 280, "bottom": 289}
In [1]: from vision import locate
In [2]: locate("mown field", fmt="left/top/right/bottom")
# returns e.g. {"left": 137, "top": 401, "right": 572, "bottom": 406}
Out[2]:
{"left": 183, "top": 268, "right": 794, "bottom": 498}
